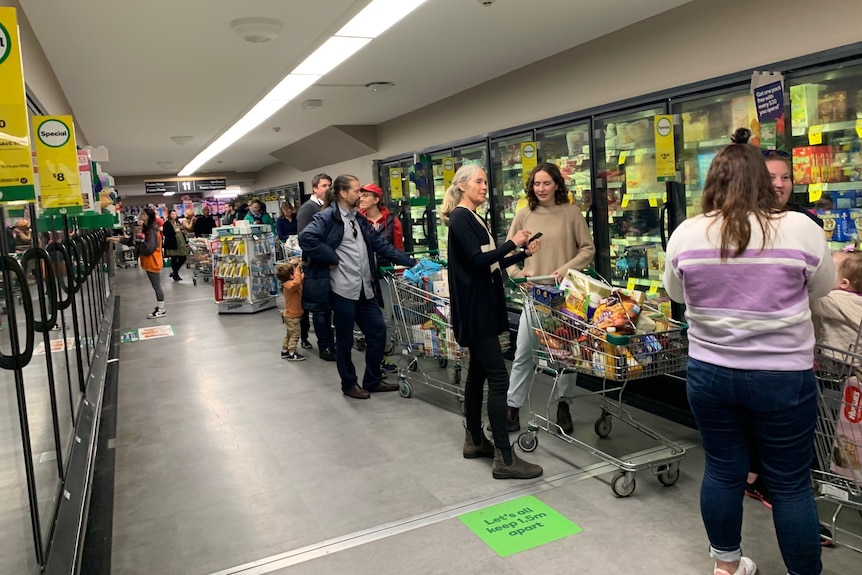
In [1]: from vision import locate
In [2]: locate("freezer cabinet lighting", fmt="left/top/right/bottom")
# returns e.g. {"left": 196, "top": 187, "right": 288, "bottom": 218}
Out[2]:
{"left": 336, "top": 0, "right": 429, "bottom": 39}
{"left": 291, "top": 36, "right": 371, "bottom": 76}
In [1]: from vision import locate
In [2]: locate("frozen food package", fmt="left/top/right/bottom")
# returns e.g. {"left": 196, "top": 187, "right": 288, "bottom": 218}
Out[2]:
{"left": 591, "top": 291, "right": 642, "bottom": 334}
{"left": 830, "top": 377, "right": 862, "bottom": 483}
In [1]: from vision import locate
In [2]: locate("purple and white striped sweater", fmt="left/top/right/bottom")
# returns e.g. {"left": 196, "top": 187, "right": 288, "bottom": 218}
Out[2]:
{"left": 663, "top": 211, "right": 834, "bottom": 371}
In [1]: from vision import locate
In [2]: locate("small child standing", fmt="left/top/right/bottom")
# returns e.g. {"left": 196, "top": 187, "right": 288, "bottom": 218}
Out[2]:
{"left": 811, "top": 249, "right": 862, "bottom": 350}
{"left": 277, "top": 260, "right": 306, "bottom": 361}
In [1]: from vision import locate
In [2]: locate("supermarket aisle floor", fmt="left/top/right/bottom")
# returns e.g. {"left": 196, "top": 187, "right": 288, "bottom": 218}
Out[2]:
{"left": 109, "top": 268, "right": 859, "bottom": 575}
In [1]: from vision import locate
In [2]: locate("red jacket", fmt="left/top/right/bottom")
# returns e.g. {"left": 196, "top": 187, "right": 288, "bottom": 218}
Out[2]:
{"left": 360, "top": 206, "right": 404, "bottom": 250}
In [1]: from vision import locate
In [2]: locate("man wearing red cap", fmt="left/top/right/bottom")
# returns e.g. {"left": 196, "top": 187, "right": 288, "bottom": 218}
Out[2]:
{"left": 360, "top": 184, "right": 404, "bottom": 365}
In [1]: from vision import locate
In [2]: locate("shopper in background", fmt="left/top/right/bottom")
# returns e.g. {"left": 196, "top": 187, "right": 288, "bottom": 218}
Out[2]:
{"left": 663, "top": 128, "right": 833, "bottom": 575}
{"left": 182, "top": 210, "right": 195, "bottom": 236}
{"left": 300, "top": 174, "right": 416, "bottom": 399}
{"left": 236, "top": 202, "right": 249, "bottom": 221}
{"left": 244, "top": 199, "right": 276, "bottom": 234}
{"left": 359, "top": 183, "right": 403, "bottom": 365}
{"left": 505, "top": 163, "right": 595, "bottom": 434}
{"left": 277, "top": 259, "right": 306, "bottom": 361}
{"left": 764, "top": 149, "right": 823, "bottom": 228}
{"left": 221, "top": 201, "right": 237, "bottom": 226}
{"left": 111, "top": 207, "right": 167, "bottom": 319}
{"left": 12, "top": 219, "right": 32, "bottom": 250}
{"left": 442, "top": 164, "right": 544, "bottom": 480}
{"left": 276, "top": 202, "right": 298, "bottom": 242}
{"left": 298, "top": 173, "right": 334, "bottom": 357}
{"left": 162, "top": 209, "right": 189, "bottom": 281}
{"left": 193, "top": 205, "right": 216, "bottom": 237}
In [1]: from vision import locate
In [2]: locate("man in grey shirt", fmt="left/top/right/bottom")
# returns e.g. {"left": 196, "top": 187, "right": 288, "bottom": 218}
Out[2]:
{"left": 299, "top": 175, "right": 415, "bottom": 399}
{"left": 297, "top": 173, "right": 334, "bottom": 359}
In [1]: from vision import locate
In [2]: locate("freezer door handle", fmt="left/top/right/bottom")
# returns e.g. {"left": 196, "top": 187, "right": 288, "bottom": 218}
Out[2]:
{"left": 49, "top": 242, "right": 75, "bottom": 309}
{"left": 21, "top": 247, "right": 59, "bottom": 333}
{"left": 659, "top": 203, "right": 668, "bottom": 252}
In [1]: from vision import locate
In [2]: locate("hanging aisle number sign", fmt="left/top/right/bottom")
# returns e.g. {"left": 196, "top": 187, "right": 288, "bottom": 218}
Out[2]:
{"left": 442, "top": 157, "right": 456, "bottom": 189}
{"left": 0, "top": 8, "right": 36, "bottom": 202}
{"left": 33, "top": 115, "right": 83, "bottom": 211}
{"left": 654, "top": 115, "right": 676, "bottom": 182}
{"left": 521, "top": 142, "right": 537, "bottom": 187}
{"left": 389, "top": 167, "right": 403, "bottom": 200}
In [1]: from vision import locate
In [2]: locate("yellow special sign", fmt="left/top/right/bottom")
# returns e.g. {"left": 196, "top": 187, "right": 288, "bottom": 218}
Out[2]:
{"left": 442, "top": 157, "right": 455, "bottom": 189}
{"left": 389, "top": 167, "right": 403, "bottom": 200}
{"left": 0, "top": 8, "right": 36, "bottom": 202}
{"left": 521, "top": 142, "right": 537, "bottom": 187}
{"left": 654, "top": 115, "right": 676, "bottom": 182}
{"left": 33, "top": 115, "right": 83, "bottom": 209}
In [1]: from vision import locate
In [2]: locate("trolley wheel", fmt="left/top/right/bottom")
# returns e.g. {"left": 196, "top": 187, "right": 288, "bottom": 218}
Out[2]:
{"left": 517, "top": 432, "right": 538, "bottom": 452}
{"left": 438, "top": 358, "right": 448, "bottom": 368}
{"left": 355, "top": 338, "right": 367, "bottom": 351}
{"left": 657, "top": 464, "right": 680, "bottom": 487}
{"left": 193, "top": 278, "right": 197, "bottom": 286}
{"left": 453, "top": 367, "right": 462, "bottom": 385}
{"left": 399, "top": 379, "right": 412, "bottom": 398}
{"left": 408, "top": 358, "right": 418, "bottom": 372}
{"left": 611, "top": 472, "right": 636, "bottom": 498}
{"left": 594, "top": 414, "right": 612, "bottom": 438}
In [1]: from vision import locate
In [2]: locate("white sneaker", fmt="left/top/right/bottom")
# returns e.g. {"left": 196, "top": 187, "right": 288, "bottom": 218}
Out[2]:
{"left": 147, "top": 308, "right": 166, "bottom": 319}
{"left": 714, "top": 557, "right": 756, "bottom": 575}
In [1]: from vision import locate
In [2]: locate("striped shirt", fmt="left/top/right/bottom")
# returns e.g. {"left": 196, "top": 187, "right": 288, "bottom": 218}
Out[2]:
{"left": 663, "top": 211, "right": 834, "bottom": 371}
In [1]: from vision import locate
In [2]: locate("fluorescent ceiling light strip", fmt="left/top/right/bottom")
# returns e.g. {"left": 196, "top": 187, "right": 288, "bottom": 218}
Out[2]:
{"left": 179, "top": 75, "right": 320, "bottom": 176}
{"left": 291, "top": 36, "right": 370, "bottom": 76}
{"left": 336, "top": 0, "right": 429, "bottom": 39}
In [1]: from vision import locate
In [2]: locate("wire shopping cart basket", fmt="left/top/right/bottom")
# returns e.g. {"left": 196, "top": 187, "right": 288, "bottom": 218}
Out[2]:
{"left": 516, "top": 272, "right": 688, "bottom": 497}
{"left": 187, "top": 237, "right": 213, "bottom": 285}
{"left": 386, "top": 260, "right": 508, "bottom": 412}
{"left": 813, "top": 344, "right": 862, "bottom": 552}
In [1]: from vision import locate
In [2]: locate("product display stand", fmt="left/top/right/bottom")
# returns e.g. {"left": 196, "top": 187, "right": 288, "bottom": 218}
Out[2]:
{"left": 212, "top": 224, "right": 277, "bottom": 314}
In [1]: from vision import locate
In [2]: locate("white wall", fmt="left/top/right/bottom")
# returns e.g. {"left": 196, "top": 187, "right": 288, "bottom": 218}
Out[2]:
{"left": 255, "top": 0, "right": 862, "bottom": 191}
{"left": 1, "top": 0, "right": 87, "bottom": 144}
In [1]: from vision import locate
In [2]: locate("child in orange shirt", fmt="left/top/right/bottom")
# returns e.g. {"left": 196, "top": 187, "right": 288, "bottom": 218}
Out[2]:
{"left": 277, "top": 260, "right": 305, "bottom": 361}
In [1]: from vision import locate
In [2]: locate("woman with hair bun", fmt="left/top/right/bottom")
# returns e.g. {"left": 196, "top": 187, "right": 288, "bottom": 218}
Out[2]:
{"left": 663, "top": 128, "right": 833, "bottom": 575}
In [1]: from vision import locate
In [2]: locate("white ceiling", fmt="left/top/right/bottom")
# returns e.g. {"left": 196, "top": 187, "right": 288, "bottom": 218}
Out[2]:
{"left": 20, "top": 0, "right": 693, "bottom": 183}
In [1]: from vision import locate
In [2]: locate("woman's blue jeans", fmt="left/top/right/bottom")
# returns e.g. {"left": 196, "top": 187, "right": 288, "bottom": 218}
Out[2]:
{"left": 686, "top": 358, "right": 822, "bottom": 575}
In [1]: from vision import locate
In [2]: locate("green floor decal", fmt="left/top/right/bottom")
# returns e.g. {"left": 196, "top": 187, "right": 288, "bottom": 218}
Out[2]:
{"left": 458, "top": 495, "right": 582, "bottom": 557}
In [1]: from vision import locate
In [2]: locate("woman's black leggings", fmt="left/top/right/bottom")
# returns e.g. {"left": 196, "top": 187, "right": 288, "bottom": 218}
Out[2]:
{"left": 171, "top": 255, "right": 187, "bottom": 275}
{"left": 464, "top": 335, "right": 510, "bottom": 453}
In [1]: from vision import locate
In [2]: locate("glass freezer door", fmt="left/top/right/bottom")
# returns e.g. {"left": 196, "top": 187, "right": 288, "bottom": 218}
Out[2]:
{"left": 452, "top": 141, "right": 491, "bottom": 230}
{"left": 490, "top": 132, "right": 535, "bottom": 244}
{"left": 406, "top": 157, "right": 436, "bottom": 252}
{"left": 594, "top": 106, "right": 671, "bottom": 310}
{"left": 788, "top": 63, "right": 862, "bottom": 251}
{"left": 429, "top": 149, "right": 454, "bottom": 256}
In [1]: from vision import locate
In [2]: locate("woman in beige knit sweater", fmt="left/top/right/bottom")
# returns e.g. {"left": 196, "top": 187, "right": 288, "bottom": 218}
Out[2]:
{"left": 505, "top": 162, "right": 595, "bottom": 434}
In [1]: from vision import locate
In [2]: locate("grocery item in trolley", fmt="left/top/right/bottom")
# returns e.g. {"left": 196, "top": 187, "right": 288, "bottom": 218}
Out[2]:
{"left": 831, "top": 376, "right": 862, "bottom": 482}
{"left": 528, "top": 269, "right": 687, "bottom": 381}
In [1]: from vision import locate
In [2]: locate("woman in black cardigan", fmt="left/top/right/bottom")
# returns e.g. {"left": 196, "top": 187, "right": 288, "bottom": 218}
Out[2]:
{"left": 442, "top": 164, "right": 543, "bottom": 480}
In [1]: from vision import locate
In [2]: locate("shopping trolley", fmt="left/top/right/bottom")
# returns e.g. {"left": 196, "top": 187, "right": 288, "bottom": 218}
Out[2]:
{"left": 813, "top": 344, "right": 862, "bottom": 552}
{"left": 187, "top": 237, "right": 213, "bottom": 285}
{"left": 387, "top": 259, "right": 508, "bottom": 411}
{"left": 516, "top": 273, "right": 688, "bottom": 497}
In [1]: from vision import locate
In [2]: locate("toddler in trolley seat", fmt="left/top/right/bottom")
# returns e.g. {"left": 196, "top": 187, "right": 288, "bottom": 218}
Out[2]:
{"left": 277, "top": 259, "right": 306, "bottom": 362}
{"left": 811, "top": 247, "right": 862, "bottom": 351}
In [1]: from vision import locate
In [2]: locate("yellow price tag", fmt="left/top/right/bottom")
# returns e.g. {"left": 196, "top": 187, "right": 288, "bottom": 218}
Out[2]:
{"left": 649, "top": 281, "right": 660, "bottom": 295}
{"left": 808, "top": 183, "right": 823, "bottom": 202}
{"left": 856, "top": 119, "right": 862, "bottom": 138}
{"left": 626, "top": 278, "right": 637, "bottom": 291}
{"left": 621, "top": 195, "right": 630, "bottom": 208}
{"left": 808, "top": 125, "right": 823, "bottom": 145}
{"left": 648, "top": 197, "right": 659, "bottom": 208}
{"left": 618, "top": 150, "right": 628, "bottom": 165}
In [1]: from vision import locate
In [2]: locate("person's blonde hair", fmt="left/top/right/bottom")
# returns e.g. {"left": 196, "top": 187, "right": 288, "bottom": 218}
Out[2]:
{"left": 440, "top": 164, "right": 484, "bottom": 226}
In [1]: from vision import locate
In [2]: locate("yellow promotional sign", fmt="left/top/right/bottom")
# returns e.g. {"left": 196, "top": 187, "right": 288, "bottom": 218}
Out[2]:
{"left": 808, "top": 125, "right": 823, "bottom": 146}
{"left": 442, "top": 157, "right": 456, "bottom": 189}
{"left": 33, "top": 115, "right": 83, "bottom": 210}
{"left": 808, "top": 183, "right": 823, "bottom": 202}
{"left": 389, "top": 167, "right": 403, "bottom": 200}
{"left": 521, "top": 142, "right": 537, "bottom": 187}
{"left": 0, "top": 7, "right": 36, "bottom": 202}
{"left": 654, "top": 115, "right": 675, "bottom": 182}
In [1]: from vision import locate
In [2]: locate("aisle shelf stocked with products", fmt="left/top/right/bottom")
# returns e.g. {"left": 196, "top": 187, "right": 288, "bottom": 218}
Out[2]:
{"left": 212, "top": 225, "right": 277, "bottom": 314}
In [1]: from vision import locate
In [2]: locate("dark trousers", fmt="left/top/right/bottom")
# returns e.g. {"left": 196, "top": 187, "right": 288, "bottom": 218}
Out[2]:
{"left": 464, "top": 335, "right": 510, "bottom": 452}
{"left": 332, "top": 292, "right": 385, "bottom": 393}
{"left": 300, "top": 310, "right": 310, "bottom": 342}
{"left": 170, "top": 255, "right": 187, "bottom": 276}
{"left": 312, "top": 309, "right": 333, "bottom": 350}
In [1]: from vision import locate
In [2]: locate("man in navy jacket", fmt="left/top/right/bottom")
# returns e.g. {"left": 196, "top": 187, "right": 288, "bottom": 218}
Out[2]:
{"left": 299, "top": 175, "right": 416, "bottom": 399}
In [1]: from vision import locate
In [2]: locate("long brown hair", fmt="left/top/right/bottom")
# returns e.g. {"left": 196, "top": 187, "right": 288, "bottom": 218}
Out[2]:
{"left": 525, "top": 163, "right": 569, "bottom": 210}
{"left": 701, "top": 128, "right": 781, "bottom": 259}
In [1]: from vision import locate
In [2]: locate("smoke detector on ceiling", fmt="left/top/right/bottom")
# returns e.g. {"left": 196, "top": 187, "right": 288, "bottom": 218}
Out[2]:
{"left": 230, "top": 18, "right": 283, "bottom": 43}
{"left": 478, "top": 0, "right": 496, "bottom": 5}
{"left": 365, "top": 82, "right": 395, "bottom": 93}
